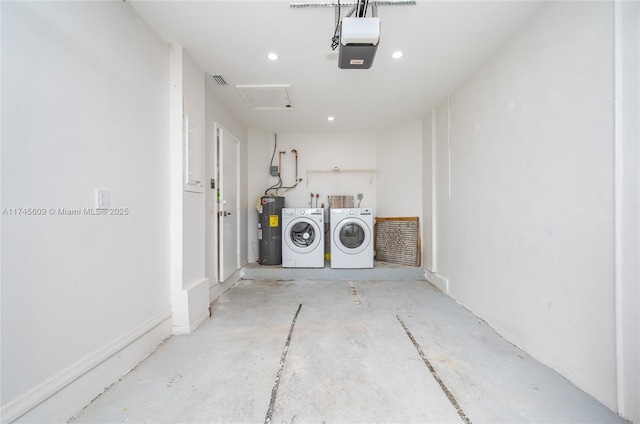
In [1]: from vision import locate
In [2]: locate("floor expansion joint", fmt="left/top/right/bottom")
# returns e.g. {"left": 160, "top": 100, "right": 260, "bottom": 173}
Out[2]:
{"left": 396, "top": 314, "right": 472, "bottom": 424}
{"left": 264, "top": 303, "right": 303, "bottom": 424}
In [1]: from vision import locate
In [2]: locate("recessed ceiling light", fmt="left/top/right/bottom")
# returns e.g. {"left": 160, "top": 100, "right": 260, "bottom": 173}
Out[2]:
{"left": 327, "top": 116, "right": 335, "bottom": 121}
{"left": 391, "top": 51, "right": 404, "bottom": 59}
{"left": 267, "top": 53, "right": 279, "bottom": 61}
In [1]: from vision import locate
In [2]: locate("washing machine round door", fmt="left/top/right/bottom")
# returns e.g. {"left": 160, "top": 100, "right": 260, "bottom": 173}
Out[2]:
{"left": 285, "top": 218, "right": 322, "bottom": 253}
{"left": 334, "top": 218, "right": 371, "bottom": 254}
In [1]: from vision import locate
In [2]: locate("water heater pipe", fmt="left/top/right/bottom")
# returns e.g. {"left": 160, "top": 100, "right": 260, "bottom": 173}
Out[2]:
{"left": 278, "top": 151, "right": 286, "bottom": 177}
{"left": 292, "top": 149, "right": 299, "bottom": 181}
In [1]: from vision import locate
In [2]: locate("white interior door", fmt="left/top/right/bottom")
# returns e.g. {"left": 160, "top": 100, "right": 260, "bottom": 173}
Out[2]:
{"left": 217, "top": 126, "right": 240, "bottom": 282}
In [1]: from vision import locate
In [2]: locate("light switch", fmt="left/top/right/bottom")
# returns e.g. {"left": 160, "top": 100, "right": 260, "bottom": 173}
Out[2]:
{"left": 95, "top": 189, "right": 109, "bottom": 209}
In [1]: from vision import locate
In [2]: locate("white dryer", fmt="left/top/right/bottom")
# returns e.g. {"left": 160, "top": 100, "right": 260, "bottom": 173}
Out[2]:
{"left": 330, "top": 208, "right": 374, "bottom": 269}
{"left": 282, "top": 208, "right": 325, "bottom": 268}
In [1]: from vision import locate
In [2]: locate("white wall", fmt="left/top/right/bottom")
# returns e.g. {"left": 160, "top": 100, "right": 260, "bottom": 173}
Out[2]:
{"left": 1, "top": 2, "right": 171, "bottom": 421}
{"left": 376, "top": 120, "right": 423, "bottom": 219}
{"left": 427, "top": 1, "right": 618, "bottom": 411}
{"left": 247, "top": 131, "right": 376, "bottom": 263}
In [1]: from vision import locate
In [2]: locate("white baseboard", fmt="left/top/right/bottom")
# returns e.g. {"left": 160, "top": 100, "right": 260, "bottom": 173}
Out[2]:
{"left": 3, "top": 307, "right": 172, "bottom": 424}
{"left": 172, "top": 278, "right": 210, "bottom": 335}
{"left": 209, "top": 268, "right": 241, "bottom": 304}
{"left": 192, "top": 309, "right": 209, "bottom": 332}
{"left": 425, "top": 269, "right": 450, "bottom": 295}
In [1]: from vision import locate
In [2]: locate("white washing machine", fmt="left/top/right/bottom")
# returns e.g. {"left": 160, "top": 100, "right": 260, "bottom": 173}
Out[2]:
{"left": 330, "top": 208, "right": 374, "bottom": 269}
{"left": 282, "top": 208, "right": 325, "bottom": 268}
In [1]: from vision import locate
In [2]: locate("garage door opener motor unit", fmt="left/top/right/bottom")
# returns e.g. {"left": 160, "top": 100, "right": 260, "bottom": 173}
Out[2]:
{"left": 339, "top": 17, "right": 380, "bottom": 69}
{"left": 290, "top": 0, "right": 416, "bottom": 70}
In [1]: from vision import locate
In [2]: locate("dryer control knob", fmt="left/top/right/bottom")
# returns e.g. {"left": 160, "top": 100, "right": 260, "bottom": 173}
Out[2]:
{"left": 349, "top": 210, "right": 355, "bottom": 215}
{"left": 300, "top": 210, "right": 305, "bottom": 215}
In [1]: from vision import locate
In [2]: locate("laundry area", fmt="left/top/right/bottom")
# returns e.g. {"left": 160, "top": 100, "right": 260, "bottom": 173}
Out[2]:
{"left": 253, "top": 129, "right": 381, "bottom": 269}
{"left": 1, "top": 1, "right": 638, "bottom": 424}
{"left": 259, "top": 190, "right": 378, "bottom": 270}
{"left": 250, "top": 130, "right": 425, "bottom": 273}
{"left": 72, "top": 278, "right": 624, "bottom": 424}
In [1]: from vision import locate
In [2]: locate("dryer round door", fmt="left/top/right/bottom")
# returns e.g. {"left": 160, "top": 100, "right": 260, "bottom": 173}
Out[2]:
{"left": 284, "top": 218, "right": 322, "bottom": 254}
{"left": 333, "top": 218, "right": 371, "bottom": 254}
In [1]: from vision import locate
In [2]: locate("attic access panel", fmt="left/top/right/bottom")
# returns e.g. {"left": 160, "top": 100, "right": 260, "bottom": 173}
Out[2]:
{"left": 236, "top": 84, "right": 294, "bottom": 110}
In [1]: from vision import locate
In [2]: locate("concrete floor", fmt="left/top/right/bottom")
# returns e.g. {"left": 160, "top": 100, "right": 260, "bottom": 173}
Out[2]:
{"left": 72, "top": 279, "right": 627, "bottom": 423}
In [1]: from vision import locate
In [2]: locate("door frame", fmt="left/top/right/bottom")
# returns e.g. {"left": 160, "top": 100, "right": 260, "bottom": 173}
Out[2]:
{"left": 215, "top": 122, "right": 241, "bottom": 283}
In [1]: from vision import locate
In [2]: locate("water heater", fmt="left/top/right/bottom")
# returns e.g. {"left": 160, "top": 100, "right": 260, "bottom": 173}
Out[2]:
{"left": 258, "top": 196, "right": 285, "bottom": 265}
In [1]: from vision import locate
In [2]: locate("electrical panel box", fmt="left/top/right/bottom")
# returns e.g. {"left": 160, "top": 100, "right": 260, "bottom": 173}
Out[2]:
{"left": 184, "top": 116, "right": 204, "bottom": 193}
{"left": 270, "top": 166, "right": 279, "bottom": 177}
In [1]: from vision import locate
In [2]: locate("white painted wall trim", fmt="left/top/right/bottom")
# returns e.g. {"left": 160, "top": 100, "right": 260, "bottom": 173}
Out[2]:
{"left": 183, "top": 277, "right": 209, "bottom": 292}
{"left": 172, "top": 278, "right": 210, "bottom": 335}
{"left": 169, "top": 43, "right": 187, "bottom": 330}
{"left": 1, "top": 307, "right": 172, "bottom": 423}
{"left": 173, "top": 323, "right": 201, "bottom": 336}
{"left": 446, "top": 96, "right": 452, "bottom": 199}
{"left": 613, "top": 0, "right": 624, "bottom": 414}
{"left": 191, "top": 277, "right": 211, "bottom": 333}
{"left": 209, "top": 268, "right": 242, "bottom": 307}
{"left": 191, "top": 310, "right": 210, "bottom": 334}
{"left": 613, "top": 1, "right": 640, "bottom": 420}
{"left": 431, "top": 109, "right": 438, "bottom": 274}
{"left": 425, "top": 269, "right": 450, "bottom": 295}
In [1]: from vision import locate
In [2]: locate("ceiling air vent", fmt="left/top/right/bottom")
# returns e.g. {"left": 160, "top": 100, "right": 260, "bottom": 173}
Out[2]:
{"left": 210, "top": 74, "right": 228, "bottom": 85}
{"left": 236, "top": 84, "right": 293, "bottom": 111}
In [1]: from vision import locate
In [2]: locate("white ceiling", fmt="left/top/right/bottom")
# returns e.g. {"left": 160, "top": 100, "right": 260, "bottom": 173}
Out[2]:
{"left": 130, "top": 1, "right": 545, "bottom": 133}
